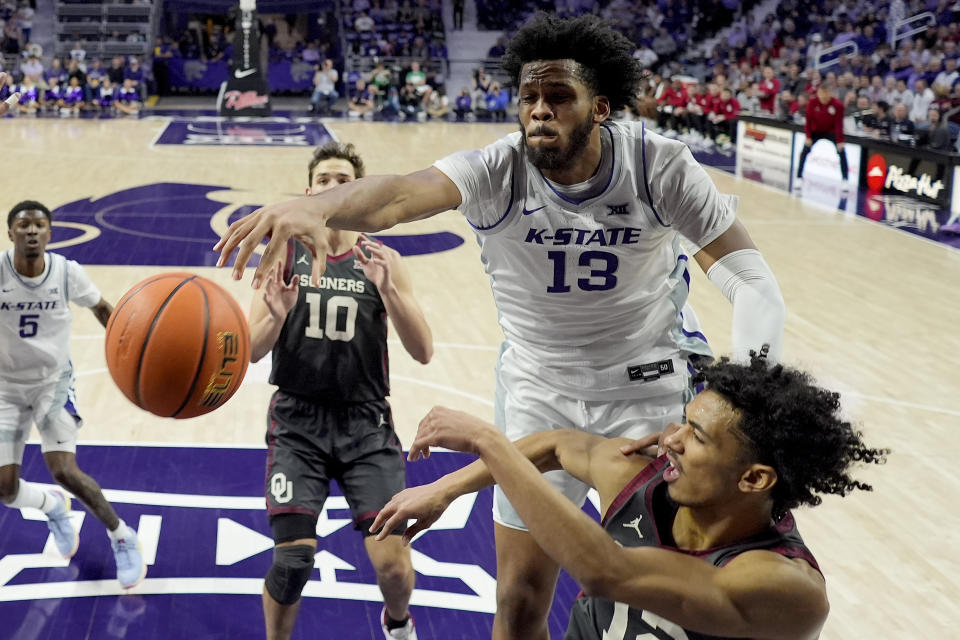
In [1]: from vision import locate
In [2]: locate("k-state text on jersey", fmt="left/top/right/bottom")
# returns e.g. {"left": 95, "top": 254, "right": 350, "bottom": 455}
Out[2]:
{"left": 523, "top": 226, "right": 643, "bottom": 247}
{"left": 0, "top": 300, "right": 59, "bottom": 311}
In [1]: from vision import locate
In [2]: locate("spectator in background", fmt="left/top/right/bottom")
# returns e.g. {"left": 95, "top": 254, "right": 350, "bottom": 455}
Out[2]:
{"left": 737, "top": 82, "right": 760, "bottom": 113}
{"left": 124, "top": 57, "right": 145, "bottom": 101}
{"left": 632, "top": 43, "right": 658, "bottom": 70}
{"left": 354, "top": 10, "right": 374, "bottom": 33}
{"left": 708, "top": 87, "right": 740, "bottom": 146}
{"left": 795, "top": 84, "right": 849, "bottom": 191}
{"left": 922, "top": 107, "right": 953, "bottom": 150}
{"left": 485, "top": 81, "right": 508, "bottom": 121}
{"left": 890, "top": 102, "right": 916, "bottom": 144}
{"left": 115, "top": 77, "right": 140, "bottom": 115}
{"left": 864, "top": 74, "right": 887, "bottom": 103}
{"left": 15, "top": 1, "right": 31, "bottom": 46}
{"left": 107, "top": 56, "right": 125, "bottom": 85}
{"left": 41, "top": 76, "right": 63, "bottom": 112}
{"left": 63, "top": 75, "right": 84, "bottom": 115}
{"left": 46, "top": 58, "right": 67, "bottom": 87}
{"left": 20, "top": 53, "right": 42, "bottom": 83}
{"left": 347, "top": 79, "right": 375, "bottom": 119}
{"left": 405, "top": 60, "right": 427, "bottom": 94}
{"left": 757, "top": 65, "right": 779, "bottom": 113}
{"left": 862, "top": 100, "right": 892, "bottom": 137}
{"left": 933, "top": 57, "right": 958, "bottom": 94}
{"left": 16, "top": 75, "right": 39, "bottom": 114}
{"left": 66, "top": 58, "right": 87, "bottom": 103}
{"left": 910, "top": 78, "right": 935, "bottom": 124}
{"left": 807, "top": 33, "right": 826, "bottom": 67}
{"left": 398, "top": 81, "right": 423, "bottom": 120}
{"left": 488, "top": 36, "right": 507, "bottom": 58}
{"left": 453, "top": 87, "right": 471, "bottom": 121}
{"left": 851, "top": 94, "right": 874, "bottom": 131}
{"left": 310, "top": 58, "right": 338, "bottom": 115}
{"left": 656, "top": 75, "right": 687, "bottom": 133}
{"left": 452, "top": 0, "right": 464, "bottom": 30}
{"left": 651, "top": 27, "right": 677, "bottom": 59}
{"left": 888, "top": 78, "right": 913, "bottom": 111}
{"left": 426, "top": 86, "right": 450, "bottom": 120}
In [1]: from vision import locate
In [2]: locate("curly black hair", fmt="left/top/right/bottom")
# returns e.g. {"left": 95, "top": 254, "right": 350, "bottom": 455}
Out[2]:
{"left": 307, "top": 142, "right": 365, "bottom": 185}
{"left": 694, "top": 354, "right": 889, "bottom": 519}
{"left": 500, "top": 13, "right": 645, "bottom": 112}
{"left": 8, "top": 200, "right": 52, "bottom": 229}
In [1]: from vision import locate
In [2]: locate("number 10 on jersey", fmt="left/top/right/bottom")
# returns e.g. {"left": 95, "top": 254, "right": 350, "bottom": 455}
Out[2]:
{"left": 547, "top": 250, "right": 619, "bottom": 293}
{"left": 304, "top": 292, "right": 358, "bottom": 342}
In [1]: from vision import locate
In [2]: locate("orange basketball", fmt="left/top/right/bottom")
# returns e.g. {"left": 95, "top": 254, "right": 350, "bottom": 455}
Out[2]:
{"left": 105, "top": 273, "right": 250, "bottom": 419}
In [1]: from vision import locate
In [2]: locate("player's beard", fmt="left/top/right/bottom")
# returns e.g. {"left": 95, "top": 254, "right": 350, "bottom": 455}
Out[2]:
{"left": 522, "top": 111, "right": 595, "bottom": 172}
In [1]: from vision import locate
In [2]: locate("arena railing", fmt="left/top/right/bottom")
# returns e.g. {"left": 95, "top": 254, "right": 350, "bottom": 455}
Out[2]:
{"left": 814, "top": 41, "right": 859, "bottom": 71}
{"left": 889, "top": 11, "right": 937, "bottom": 48}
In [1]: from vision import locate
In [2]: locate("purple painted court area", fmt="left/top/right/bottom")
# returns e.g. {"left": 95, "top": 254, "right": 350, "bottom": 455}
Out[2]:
{"left": 50, "top": 182, "right": 464, "bottom": 267}
{"left": 0, "top": 445, "right": 594, "bottom": 640}
{"left": 154, "top": 117, "right": 336, "bottom": 146}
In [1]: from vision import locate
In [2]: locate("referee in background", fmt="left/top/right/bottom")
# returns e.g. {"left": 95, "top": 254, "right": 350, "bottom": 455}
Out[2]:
{"left": 795, "top": 84, "right": 849, "bottom": 191}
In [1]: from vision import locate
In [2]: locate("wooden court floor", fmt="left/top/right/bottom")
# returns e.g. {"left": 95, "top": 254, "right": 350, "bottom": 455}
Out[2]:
{"left": 1, "top": 117, "right": 959, "bottom": 638}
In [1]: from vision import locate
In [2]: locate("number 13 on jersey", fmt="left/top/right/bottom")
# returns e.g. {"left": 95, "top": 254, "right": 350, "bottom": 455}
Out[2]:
{"left": 546, "top": 250, "right": 619, "bottom": 293}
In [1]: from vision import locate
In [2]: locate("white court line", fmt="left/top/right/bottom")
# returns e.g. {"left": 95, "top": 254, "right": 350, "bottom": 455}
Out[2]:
{"left": 391, "top": 375, "right": 494, "bottom": 407}
{"left": 841, "top": 392, "right": 960, "bottom": 419}
{"left": 75, "top": 367, "right": 107, "bottom": 378}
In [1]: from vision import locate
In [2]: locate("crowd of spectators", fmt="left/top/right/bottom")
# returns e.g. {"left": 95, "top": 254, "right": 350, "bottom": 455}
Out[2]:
{"left": 0, "top": 51, "right": 144, "bottom": 116}
{"left": 617, "top": 0, "right": 960, "bottom": 152}
{"left": 341, "top": 0, "right": 446, "bottom": 59}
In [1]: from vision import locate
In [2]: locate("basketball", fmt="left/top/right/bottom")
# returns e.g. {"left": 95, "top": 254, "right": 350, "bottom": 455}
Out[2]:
{"left": 104, "top": 273, "right": 250, "bottom": 419}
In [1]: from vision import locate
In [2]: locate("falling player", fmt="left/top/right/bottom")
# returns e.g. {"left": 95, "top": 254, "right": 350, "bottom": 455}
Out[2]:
{"left": 217, "top": 14, "right": 785, "bottom": 639}
{"left": 373, "top": 355, "right": 888, "bottom": 639}
{"left": 248, "top": 143, "right": 432, "bottom": 640}
{"left": 0, "top": 200, "right": 146, "bottom": 588}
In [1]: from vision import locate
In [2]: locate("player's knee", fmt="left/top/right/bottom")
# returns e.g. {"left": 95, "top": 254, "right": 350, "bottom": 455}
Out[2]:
{"left": 264, "top": 544, "right": 315, "bottom": 605}
{"left": 0, "top": 478, "right": 17, "bottom": 502}
{"left": 373, "top": 555, "right": 412, "bottom": 586}
{"left": 495, "top": 571, "right": 553, "bottom": 621}
{"left": 49, "top": 464, "right": 80, "bottom": 489}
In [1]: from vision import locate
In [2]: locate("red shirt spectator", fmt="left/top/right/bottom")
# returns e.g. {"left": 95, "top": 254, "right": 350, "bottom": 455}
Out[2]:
{"left": 659, "top": 82, "right": 688, "bottom": 108}
{"left": 695, "top": 91, "right": 715, "bottom": 114}
{"left": 758, "top": 67, "right": 780, "bottom": 112}
{"left": 715, "top": 92, "right": 740, "bottom": 120}
{"left": 805, "top": 88, "right": 845, "bottom": 142}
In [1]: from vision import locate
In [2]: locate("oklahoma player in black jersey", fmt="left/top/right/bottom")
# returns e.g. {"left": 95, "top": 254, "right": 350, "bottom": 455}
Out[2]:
{"left": 373, "top": 355, "right": 887, "bottom": 640}
{"left": 248, "top": 142, "right": 432, "bottom": 640}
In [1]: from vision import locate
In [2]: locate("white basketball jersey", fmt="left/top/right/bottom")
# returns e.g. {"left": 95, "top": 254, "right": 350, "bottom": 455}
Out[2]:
{"left": 435, "top": 121, "right": 737, "bottom": 400}
{"left": 0, "top": 250, "right": 101, "bottom": 383}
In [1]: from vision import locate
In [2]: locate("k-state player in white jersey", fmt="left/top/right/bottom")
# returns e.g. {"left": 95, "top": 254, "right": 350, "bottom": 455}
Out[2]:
{"left": 1, "top": 200, "right": 146, "bottom": 588}
{"left": 214, "top": 14, "right": 785, "bottom": 640}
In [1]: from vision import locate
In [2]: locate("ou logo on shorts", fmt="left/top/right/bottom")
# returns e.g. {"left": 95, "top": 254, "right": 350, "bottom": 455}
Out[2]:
{"left": 270, "top": 472, "right": 294, "bottom": 503}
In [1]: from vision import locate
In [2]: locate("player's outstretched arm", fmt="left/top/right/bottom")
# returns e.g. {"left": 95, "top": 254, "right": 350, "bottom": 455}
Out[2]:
{"left": 248, "top": 265, "right": 299, "bottom": 362}
{"left": 214, "top": 167, "right": 462, "bottom": 290}
{"left": 472, "top": 429, "right": 828, "bottom": 640}
{"left": 694, "top": 219, "right": 786, "bottom": 362}
{"left": 370, "top": 406, "right": 656, "bottom": 542}
{"left": 90, "top": 298, "right": 113, "bottom": 328}
{"left": 353, "top": 238, "right": 432, "bottom": 364}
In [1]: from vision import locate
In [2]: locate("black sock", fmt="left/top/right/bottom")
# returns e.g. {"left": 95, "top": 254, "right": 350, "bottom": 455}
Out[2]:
{"left": 385, "top": 614, "right": 409, "bottom": 630}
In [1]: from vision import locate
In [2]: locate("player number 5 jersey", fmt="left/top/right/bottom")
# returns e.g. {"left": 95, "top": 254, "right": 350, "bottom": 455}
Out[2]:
{"left": 0, "top": 250, "right": 101, "bottom": 383}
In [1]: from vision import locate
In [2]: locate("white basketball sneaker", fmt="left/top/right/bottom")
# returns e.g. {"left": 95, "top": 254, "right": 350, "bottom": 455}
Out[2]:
{"left": 381, "top": 606, "right": 418, "bottom": 640}
{"left": 45, "top": 490, "right": 79, "bottom": 558}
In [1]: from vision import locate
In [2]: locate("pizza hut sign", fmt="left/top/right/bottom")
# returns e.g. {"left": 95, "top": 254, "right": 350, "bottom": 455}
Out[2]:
{"left": 866, "top": 153, "right": 944, "bottom": 200}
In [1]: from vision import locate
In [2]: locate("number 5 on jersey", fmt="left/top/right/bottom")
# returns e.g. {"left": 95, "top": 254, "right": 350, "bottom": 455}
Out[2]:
{"left": 304, "top": 292, "right": 358, "bottom": 342}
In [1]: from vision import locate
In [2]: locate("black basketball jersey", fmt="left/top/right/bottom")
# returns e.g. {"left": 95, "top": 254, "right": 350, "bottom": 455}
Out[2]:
{"left": 565, "top": 456, "right": 821, "bottom": 640}
{"left": 269, "top": 239, "right": 389, "bottom": 403}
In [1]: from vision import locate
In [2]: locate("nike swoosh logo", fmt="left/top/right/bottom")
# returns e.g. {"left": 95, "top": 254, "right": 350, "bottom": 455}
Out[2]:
{"left": 0, "top": 288, "right": 13, "bottom": 293}
{"left": 234, "top": 68, "right": 257, "bottom": 79}
{"left": 522, "top": 205, "right": 547, "bottom": 215}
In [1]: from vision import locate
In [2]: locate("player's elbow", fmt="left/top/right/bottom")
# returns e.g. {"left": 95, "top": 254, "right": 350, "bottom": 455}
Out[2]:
{"left": 411, "top": 341, "right": 433, "bottom": 365}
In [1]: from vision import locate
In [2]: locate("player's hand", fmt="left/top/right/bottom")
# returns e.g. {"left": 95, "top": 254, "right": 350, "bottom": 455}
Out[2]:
{"left": 262, "top": 264, "right": 298, "bottom": 320}
{"left": 213, "top": 197, "right": 331, "bottom": 289}
{"left": 369, "top": 482, "right": 452, "bottom": 545}
{"left": 804, "top": 138, "right": 812, "bottom": 148}
{"left": 617, "top": 431, "right": 662, "bottom": 458}
{"left": 408, "top": 406, "right": 497, "bottom": 461}
{"left": 836, "top": 142, "right": 845, "bottom": 151}
{"left": 0, "top": 72, "right": 21, "bottom": 116}
{"left": 352, "top": 236, "right": 396, "bottom": 290}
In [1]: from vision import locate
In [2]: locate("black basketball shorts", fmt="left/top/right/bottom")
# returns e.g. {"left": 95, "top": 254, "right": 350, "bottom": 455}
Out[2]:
{"left": 264, "top": 390, "right": 407, "bottom": 536}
